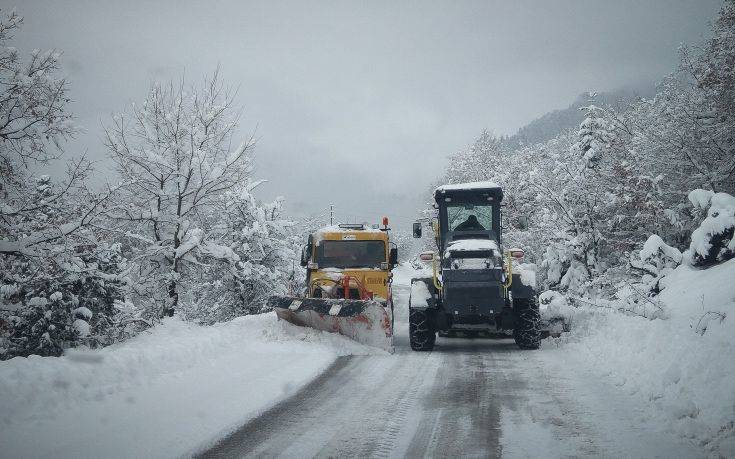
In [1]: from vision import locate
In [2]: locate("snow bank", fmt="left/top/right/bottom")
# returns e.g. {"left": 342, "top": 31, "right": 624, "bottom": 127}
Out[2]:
{"left": 544, "top": 258, "right": 735, "bottom": 455}
{"left": 0, "top": 313, "right": 381, "bottom": 458}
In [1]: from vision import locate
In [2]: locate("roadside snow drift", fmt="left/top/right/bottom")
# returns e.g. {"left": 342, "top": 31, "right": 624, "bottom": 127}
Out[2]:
{"left": 0, "top": 313, "right": 382, "bottom": 458}
{"left": 544, "top": 258, "right": 735, "bottom": 455}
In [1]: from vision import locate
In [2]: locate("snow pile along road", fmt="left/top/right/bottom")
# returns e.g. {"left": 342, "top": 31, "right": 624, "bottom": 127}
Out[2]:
{"left": 0, "top": 313, "right": 382, "bottom": 458}
{"left": 544, "top": 258, "right": 735, "bottom": 455}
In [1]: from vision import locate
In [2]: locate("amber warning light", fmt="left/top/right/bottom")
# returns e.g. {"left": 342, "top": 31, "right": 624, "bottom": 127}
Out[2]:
{"left": 382, "top": 216, "right": 389, "bottom": 228}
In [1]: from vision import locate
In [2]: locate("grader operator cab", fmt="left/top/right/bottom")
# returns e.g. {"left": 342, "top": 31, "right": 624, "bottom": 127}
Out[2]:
{"left": 268, "top": 221, "right": 397, "bottom": 352}
{"left": 409, "top": 181, "right": 541, "bottom": 351}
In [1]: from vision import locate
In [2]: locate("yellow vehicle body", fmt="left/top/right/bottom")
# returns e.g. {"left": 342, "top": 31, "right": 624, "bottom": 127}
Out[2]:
{"left": 268, "top": 223, "right": 396, "bottom": 352}
{"left": 307, "top": 225, "right": 392, "bottom": 304}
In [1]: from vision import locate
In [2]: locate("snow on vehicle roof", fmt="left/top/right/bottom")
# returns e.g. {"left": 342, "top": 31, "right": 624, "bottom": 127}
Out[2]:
{"left": 435, "top": 181, "right": 502, "bottom": 193}
{"left": 316, "top": 224, "right": 384, "bottom": 234}
{"left": 445, "top": 239, "right": 499, "bottom": 252}
{"left": 313, "top": 223, "right": 386, "bottom": 243}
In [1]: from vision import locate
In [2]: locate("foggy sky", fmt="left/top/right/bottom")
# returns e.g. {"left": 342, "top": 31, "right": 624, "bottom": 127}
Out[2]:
{"left": 9, "top": 0, "right": 723, "bottom": 229}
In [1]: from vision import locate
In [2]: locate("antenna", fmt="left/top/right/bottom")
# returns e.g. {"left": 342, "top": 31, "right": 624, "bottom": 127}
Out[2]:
{"left": 330, "top": 203, "right": 334, "bottom": 225}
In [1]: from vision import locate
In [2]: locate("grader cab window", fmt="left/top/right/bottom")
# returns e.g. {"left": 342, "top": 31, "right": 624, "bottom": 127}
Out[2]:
{"left": 316, "top": 240, "right": 386, "bottom": 268}
{"left": 447, "top": 203, "right": 493, "bottom": 232}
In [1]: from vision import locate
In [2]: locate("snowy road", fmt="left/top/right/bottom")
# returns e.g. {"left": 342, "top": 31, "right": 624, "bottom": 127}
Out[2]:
{"left": 199, "top": 267, "right": 702, "bottom": 459}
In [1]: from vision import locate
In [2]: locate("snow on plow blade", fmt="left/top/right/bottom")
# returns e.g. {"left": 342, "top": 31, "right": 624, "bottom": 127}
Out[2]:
{"left": 268, "top": 296, "right": 394, "bottom": 353}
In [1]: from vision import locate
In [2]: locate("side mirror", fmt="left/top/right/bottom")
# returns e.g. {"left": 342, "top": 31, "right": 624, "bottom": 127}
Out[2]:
{"left": 300, "top": 245, "right": 309, "bottom": 267}
{"left": 412, "top": 221, "right": 422, "bottom": 238}
{"left": 389, "top": 247, "right": 398, "bottom": 266}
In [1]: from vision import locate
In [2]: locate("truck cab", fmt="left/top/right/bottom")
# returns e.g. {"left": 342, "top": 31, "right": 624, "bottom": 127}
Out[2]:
{"left": 434, "top": 183, "right": 503, "bottom": 252}
{"left": 301, "top": 223, "right": 398, "bottom": 304}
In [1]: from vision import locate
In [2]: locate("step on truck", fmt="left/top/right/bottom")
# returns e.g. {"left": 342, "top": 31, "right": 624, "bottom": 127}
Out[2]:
{"left": 409, "top": 182, "right": 541, "bottom": 351}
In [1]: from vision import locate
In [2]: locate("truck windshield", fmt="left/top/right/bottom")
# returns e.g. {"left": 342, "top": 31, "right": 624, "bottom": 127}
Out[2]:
{"left": 316, "top": 240, "right": 386, "bottom": 268}
{"left": 447, "top": 203, "right": 493, "bottom": 232}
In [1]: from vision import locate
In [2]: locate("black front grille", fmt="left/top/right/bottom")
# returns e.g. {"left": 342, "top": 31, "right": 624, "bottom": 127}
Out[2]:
{"left": 443, "top": 282, "right": 504, "bottom": 315}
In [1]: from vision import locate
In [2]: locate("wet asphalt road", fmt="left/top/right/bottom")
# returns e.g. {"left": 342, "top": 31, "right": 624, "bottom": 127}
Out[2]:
{"left": 198, "top": 337, "right": 522, "bottom": 459}
{"left": 198, "top": 277, "right": 517, "bottom": 458}
{"left": 198, "top": 274, "right": 702, "bottom": 459}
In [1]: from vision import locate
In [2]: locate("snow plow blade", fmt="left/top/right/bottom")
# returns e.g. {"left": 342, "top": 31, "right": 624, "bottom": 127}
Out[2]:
{"left": 268, "top": 296, "right": 394, "bottom": 353}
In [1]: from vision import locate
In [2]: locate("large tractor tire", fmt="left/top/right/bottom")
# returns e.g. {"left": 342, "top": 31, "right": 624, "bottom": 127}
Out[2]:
{"left": 409, "top": 308, "right": 435, "bottom": 351}
{"left": 513, "top": 296, "right": 541, "bottom": 350}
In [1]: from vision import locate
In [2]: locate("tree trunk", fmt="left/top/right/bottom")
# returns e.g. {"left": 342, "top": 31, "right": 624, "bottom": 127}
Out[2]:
{"left": 165, "top": 278, "right": 177, "bottom": 317}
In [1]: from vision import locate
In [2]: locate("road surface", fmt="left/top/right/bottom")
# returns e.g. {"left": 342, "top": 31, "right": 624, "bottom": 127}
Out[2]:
{"left": 199, "top": 267, "right": 702, "bottom": 458}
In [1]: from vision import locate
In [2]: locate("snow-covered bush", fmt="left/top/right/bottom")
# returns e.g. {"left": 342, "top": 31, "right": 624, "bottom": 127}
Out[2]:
{"left": 539, "top": 290, "right": 574, "bottom": 324}
{"left": 686, "top": 189, "right": 735, "bottom": 267}
{"left": 1, "top": 243, "right": 129, "bottom": 358}
{"left": 630, "top": 234, "right": 682, "bottom": 294}
{"left": 184, "top": 185, "right": 297, "bottom": 323}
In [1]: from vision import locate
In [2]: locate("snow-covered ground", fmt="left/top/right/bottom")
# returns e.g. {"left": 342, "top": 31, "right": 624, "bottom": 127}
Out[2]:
{"left": 2, "top": 261, "right": 732, "bottom": 458}
{"left": 0, "top": 314, "right": 381, "bottom": 458}
{"left": 542, "top": 258, "right": 735, "bottom": 455}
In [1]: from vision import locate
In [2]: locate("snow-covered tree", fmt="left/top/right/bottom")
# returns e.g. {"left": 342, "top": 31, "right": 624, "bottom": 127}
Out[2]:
{"left": 576, "top": 104, "right": 613, "bottom": 168}
{"left": 104, "top": 72, "right": 256, "bottom": 318}
{"left": 444, "top": 130, "right": 507, "bottom": 184}
{"left": 0, "top": 11, "right": 72, "bottom": 167}
{"left": 0, "top": 10, "right": 125, "bottom": 358}
{"left": 627, "top": 76, "right": 733, "bottom": 196}
{"left": 694, "top": 1, "right": 735, "bottom": 113}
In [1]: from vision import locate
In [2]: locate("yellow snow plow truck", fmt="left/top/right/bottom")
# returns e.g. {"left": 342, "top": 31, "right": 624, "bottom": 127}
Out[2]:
{"left": 267, "top": 220, "right": 398, "bottom": 352}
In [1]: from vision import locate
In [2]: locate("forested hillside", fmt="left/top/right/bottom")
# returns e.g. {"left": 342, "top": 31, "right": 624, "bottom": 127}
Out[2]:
{"left": 504, "top": 86, "right": 654, "bottom": 149}
{"left": 439, "top": 3, "right": 734, "bottom": 297}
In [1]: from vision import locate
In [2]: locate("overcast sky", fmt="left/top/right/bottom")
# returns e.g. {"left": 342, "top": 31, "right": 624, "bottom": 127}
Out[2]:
{"left": 9, "top": 0, "right": 723, "bottom": 229}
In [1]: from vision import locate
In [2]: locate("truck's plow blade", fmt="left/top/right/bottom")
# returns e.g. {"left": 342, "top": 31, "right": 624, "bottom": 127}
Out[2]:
{"left": 268, "top": 296, "right": 394, "bottom": 353}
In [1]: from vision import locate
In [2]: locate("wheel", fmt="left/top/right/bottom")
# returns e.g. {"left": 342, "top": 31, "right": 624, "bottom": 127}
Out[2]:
{"left": 513, "top": 296, "right": 541, "bottom": 350}
{"left": 409, "top": 308, "right": 435, "bottom": 351}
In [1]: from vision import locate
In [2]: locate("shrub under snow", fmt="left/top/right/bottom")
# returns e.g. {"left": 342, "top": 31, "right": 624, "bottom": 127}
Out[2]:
{"left": 630, "top": 234, "right": 682, "bottom": 295}
{"left": 686, "top": 189, "right": 735, "bottom": 267}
